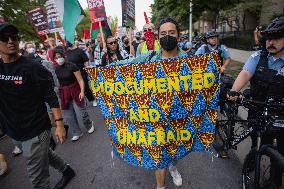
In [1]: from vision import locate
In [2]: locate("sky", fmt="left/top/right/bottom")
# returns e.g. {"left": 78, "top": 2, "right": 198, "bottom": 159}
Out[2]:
{"left": 78, "top": 0, "right": 154, "bottom": 30}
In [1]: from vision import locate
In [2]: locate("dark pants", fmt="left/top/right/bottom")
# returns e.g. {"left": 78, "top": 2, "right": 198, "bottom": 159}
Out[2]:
{"left": 248, "top": 108, "right": 284, "bottom": 155}
{"left": 81, "top": 70, "right": 94, "bottom": 102}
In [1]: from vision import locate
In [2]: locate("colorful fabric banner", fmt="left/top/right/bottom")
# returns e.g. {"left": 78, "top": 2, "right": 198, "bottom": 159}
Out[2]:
{"left": 27, "top": 7, "right": 49, "bottom": 35}
{"left": 121, "top": 0, "right": 135, "bottom": 27}
{"left": 86, "top": 53, "right": 221, "bottom": 170}
{"left": 87, "top": 0, "right": 107, "bottom": 22}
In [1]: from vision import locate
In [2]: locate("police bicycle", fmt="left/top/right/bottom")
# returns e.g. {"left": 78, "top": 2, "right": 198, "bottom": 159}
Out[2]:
{"left": 214, "top": 89, "right": 284, "bottom": 188}
{"left": 239, "top": 97, "right": 284, "bottom": 189}
{"left": 213, "top": 75, "right": 249, "bottom": 157}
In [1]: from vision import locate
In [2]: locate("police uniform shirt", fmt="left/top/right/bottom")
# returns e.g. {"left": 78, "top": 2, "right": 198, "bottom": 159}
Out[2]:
{"left": 243, "top": 51, "right": 284, "bottom": 75}
{"left": 194, "top": 44, "right": 231, "bottom": 60}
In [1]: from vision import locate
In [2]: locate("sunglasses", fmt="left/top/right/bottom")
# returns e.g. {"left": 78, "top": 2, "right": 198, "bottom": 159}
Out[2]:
{"left": 107, "top": 41, "right": 117, "bottom": 45}
{"left": 0, "top": 34, "right": 20, "bottom": 43}
{"left": 144, "top": 29, "right": 152, "bottom": 33}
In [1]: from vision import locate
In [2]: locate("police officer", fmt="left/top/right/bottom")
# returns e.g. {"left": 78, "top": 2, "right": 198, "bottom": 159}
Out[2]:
{"left": 228, "top": 16, "right": 284, "bottom": 155}
{"left": 195, "top": 31, "right": 231, "bottom": 73}
{"left": 190, "top": 35, "right": 203, "bottom": 54}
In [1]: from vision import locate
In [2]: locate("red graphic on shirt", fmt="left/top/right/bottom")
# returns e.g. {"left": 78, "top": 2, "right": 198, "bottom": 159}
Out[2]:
{"left": 14, "top": 80, "right": 23, "bottom": 85}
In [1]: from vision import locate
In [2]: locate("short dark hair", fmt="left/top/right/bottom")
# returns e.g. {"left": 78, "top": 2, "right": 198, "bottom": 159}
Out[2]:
{"left": 158, "top": 17, "right": 180, "bottom": 37}
{"left": 52, "top": 46, "right": 65, "bottom": 59}
{"left": 106, "top": 35, "right": 115, "bottom": 41}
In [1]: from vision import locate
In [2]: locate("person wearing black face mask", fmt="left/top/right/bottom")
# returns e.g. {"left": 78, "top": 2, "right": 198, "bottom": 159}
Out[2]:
{"left": 122, "top": 35, "right": 131, "bottom": 55}
{"left": 132, "top": 32, "right": 142, "bottom": 54}
{"left": 109, "top": 17, "right": 188, "bottom": 189}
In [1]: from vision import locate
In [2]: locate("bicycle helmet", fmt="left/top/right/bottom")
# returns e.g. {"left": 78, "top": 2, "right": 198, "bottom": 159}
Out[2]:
{"left": 261, "top": 16, "right": 284, "bottom": 39}
{"left": 206, "top": 31, "right": 219, "bottom": 39}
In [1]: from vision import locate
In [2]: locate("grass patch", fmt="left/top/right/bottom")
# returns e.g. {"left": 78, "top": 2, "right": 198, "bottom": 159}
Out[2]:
{"left": 225, "top": 60, "right": 244, "bottom": 79}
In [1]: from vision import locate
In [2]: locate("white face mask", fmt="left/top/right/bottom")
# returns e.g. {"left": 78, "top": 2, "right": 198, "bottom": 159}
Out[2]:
{"left": 27, "top": 48, "right": 35, "bottom": 54}
{"left": 56, "top": 57, "right": 65, "bottom": 66}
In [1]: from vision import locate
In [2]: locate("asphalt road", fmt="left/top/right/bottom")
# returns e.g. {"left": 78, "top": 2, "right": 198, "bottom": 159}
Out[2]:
{"left": 0, "top": 105, "right": 244, "bottom": 189}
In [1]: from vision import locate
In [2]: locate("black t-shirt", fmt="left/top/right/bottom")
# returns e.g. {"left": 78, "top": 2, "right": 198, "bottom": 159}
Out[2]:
{"left": 65, "top": 48, "right": 89, "bottom": 70}
{"left": 55, "top": 63, "right": 79, "bottom": 86}
{"left": 0, "top": 56, "right": 59, "bottom": 141}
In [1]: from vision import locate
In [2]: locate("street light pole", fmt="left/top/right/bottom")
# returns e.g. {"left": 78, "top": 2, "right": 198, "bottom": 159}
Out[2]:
{"left": 189, "top": 0, "right": 193, "bottom": 43}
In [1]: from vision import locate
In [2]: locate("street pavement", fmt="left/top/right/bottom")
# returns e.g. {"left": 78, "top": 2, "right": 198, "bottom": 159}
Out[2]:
{"left": 1, "top": 105, "right": 244, "bottom": 189}
{"left": 0, "top": 48, "right": 254, "bottom": 189}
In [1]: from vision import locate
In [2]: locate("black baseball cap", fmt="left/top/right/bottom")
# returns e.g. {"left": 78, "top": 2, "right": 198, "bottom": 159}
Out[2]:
{"left": 0, "top": 23, "right": 18, "bottom": 35}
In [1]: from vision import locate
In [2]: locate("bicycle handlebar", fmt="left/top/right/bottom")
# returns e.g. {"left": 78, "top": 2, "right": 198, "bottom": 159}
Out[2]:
{"left": 238, "top": 98, "right": 284, "bottom": 109}
{"left": 227, "top": 91, "right": 284, "bottom": 109}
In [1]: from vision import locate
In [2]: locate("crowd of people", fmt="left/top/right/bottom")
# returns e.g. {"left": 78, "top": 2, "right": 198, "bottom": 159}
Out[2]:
{"left": 0, "top": 15, "right": 283, "bottom": 189}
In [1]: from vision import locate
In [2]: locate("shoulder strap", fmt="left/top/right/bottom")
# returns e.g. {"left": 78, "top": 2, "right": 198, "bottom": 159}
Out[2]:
{"left": 257, "top": 50, "right": 269, "bottom": 69}
{"left": 217, "top": 44, "right": 223, "bottom": 57}
{"left": 204, "top": 45, "right": 210, "bottom": 54}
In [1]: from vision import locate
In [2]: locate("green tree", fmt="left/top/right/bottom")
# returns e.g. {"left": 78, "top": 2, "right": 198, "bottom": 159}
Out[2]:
{"left": 0, "top": 0, "right": 46, "bottom": 41}
{"left": 151, "top": 0, "right": 240, "bottom": 31}
{"left": 151, "top": 0, "right": 191, "bottom": 31}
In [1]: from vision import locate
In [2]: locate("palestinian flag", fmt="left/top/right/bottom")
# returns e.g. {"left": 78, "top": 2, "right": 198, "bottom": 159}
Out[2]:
{"left": 55, "top": 0, "right": 85, "bottom": 44}
{"left": 91, "top": 20, "right": 112, "bottom": 39}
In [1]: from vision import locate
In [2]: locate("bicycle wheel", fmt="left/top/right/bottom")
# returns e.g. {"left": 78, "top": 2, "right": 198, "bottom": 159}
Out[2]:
{"left": 257, "top": 146, "right": 283, "bottom": 189}
{"left": 242, "top": 148, "right": 257, "bottom": 189}
{"left": 214, "top": 102, "right": 234, "bottom": 155}
{"left": 242, "top": 147, "right": 282, "bottom": 189}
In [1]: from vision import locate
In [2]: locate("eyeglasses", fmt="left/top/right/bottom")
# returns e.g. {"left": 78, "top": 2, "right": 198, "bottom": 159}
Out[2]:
{"left": 0, "top": 34, "right": 20, "bottom": 43}
{"left": 107, "top": 41, "right": 117, "bottom": 45}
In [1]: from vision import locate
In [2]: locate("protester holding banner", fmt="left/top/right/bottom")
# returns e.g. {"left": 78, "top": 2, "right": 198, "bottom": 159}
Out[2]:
{"left": 100, "top": 17, "right": 190, "bottom": 189}
{"left": 53, "top": 47, "right": 95, "bottom": 141}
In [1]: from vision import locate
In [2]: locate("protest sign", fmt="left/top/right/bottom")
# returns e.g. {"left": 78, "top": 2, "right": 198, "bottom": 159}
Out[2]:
{"left": 27, "top": 7, "right": 49, "bottom": 35}
{"left": 86, "top": 53, "right": 221, "bottom": 169}
{"left": 44, "top": 0, "right": 63, "bottom": 33}
{"left": 121, "top": 0, "right": 135, "bottom": 27}
{"left": 87, "top": 0, "right": 107, "bottom": 22}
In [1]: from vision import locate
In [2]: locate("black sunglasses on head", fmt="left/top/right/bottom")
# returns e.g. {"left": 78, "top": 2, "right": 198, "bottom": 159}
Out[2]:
{"left": 0, "top": 34, "right": 20, "bottom": 43}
